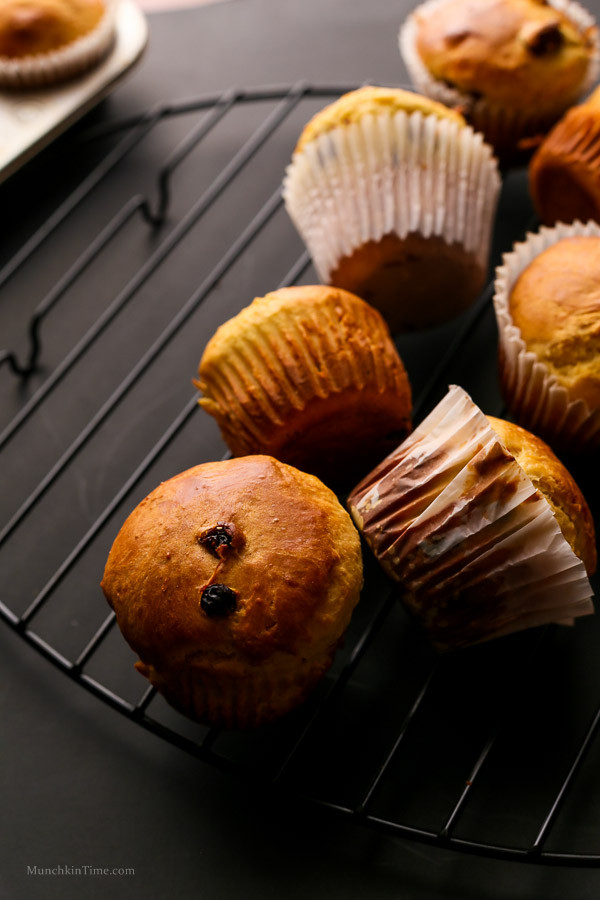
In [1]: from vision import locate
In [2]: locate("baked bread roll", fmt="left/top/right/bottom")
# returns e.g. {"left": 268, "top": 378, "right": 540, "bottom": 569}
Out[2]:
{"left": 283, "top": 88, "right": 500, "bottom": 332}
{"left": 348, "top": 386, "right": 595, "bottom": 651}
{"left": 196, "top": 285, "right": 412, "bottom": 483}
{"left": 101, "top": 456, "right": 364, "bottom": 729}
{"left": 400, "top": 0, "right": 599, "bottom": 160}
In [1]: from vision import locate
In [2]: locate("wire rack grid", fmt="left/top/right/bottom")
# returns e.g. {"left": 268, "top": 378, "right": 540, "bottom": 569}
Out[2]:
{"left": 1, "top": 83, "right": 599, "bottom": 867}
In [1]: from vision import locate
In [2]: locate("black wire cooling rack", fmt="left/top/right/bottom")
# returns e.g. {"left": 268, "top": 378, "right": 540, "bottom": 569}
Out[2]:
{"left": 1, "top": 83, "right": 599, "bottom": 867}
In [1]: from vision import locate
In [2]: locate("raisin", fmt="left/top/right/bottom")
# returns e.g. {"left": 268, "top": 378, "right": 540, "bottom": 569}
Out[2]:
{"left": 200, "top": 584, "right": 238, "bottom": 617}
{"left": 198, "top": 523, "right": 239, "bottom": 559}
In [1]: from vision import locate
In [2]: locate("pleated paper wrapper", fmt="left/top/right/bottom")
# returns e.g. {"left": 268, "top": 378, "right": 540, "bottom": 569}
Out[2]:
{"left": 0, "top": 1, "right": 117, "bottom": 88}
{"left": 494, "top": 220, "right": 600, "bottom": 451}
{"left": 348, "top": 385, "right": 594, "bottom": 651}
{"left": 282, "top": 109, "right": 500, "bottom": 285}
{"left": 399, "top": 0, "right": 600, "bottom": 158}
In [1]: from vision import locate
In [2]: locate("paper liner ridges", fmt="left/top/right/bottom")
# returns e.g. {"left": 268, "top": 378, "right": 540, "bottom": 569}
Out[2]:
{"left": 283, "top": 109, "right": 500, "bottom": 283}
{"left": 348, "top": 385, "right": 594, "bottom": 650}
{"left": 494, "top": 220, "right": 600, "bottom": 451}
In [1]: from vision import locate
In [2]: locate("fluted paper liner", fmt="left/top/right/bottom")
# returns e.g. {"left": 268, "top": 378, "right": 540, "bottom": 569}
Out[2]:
{"left": 494, "top": 220, "right": 600, "bottom": 451}
{"left": 136, "top": 650, "right": 335, "bottom": 730}
{"left": 399, "top": 0, "right": 600, "bottom": 157}
{"left": 196, "top": 288, "right": 412, "bottom": 478}
{"left": 348, "top": 385, "right": 594, "bottom": 650}
{"left": 0, "top": 1, "right": 117, "bottom": 88}
{"left": 282, "top": 108, "right": 500, "bottom": 285}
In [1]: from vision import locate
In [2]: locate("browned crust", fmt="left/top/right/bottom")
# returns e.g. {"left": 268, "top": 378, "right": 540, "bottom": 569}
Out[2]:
{"left": 530, "top": 103, "right": 600, "bottom": 225}
{"left": 414, "top": 0, "right": 595, "bottom": 111}
{"left": 0, "top": 0, "right": 105, "bottom": 58}
{"left": 101, "top": 456, "right": 363, "bottom": 727}
{"left": 486, "top": 416, "right": 597, "bottom": 574}
{"left": 330, "top": 232, "right": 486, "bottom": 332}
{"left": 507, "top": 236, "right": 600, "bottom": 410}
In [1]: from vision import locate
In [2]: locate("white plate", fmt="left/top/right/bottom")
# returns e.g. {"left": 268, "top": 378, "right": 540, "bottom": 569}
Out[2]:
{"left": 0, "top": 0, "right": 148, "bottom": 185}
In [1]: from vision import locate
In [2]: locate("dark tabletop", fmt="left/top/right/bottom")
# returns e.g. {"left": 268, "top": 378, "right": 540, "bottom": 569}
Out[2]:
{"left": 2, "top": 1, "right": 600, "bottom": 898}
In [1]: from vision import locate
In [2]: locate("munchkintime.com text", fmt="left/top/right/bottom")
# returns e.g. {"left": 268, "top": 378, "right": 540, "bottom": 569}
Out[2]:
{"left": 27, "top": 865, "right": 134, "bottom": 877}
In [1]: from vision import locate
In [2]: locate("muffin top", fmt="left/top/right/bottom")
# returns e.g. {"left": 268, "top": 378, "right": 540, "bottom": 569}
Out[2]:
{"left": 508, "top": 236, "right": 600, "bottom": 409}
{"left": 101, "top": 456, "right": 363, "bottom": 671}
{"left": 486, "top": 415, "right": 597, "bottom": 573}
{"left": 414, "top": 0, "right": 596, "bottom": 109}
{"left": 295, "top": 86, "right": 465, "bottom": 153}
{"left": 0, "top": 0, "right": 106, "bottom": 58}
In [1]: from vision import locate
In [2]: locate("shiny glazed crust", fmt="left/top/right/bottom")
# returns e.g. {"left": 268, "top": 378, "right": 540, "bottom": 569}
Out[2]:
{"left": 529, "top": 86, "right": 600, "bottom": 224}
{"left": 486, "top": 416, "right": 597, "bottom": 573}
{"left": 196, "top": 286, "right": 412, "bottom": 483}
{"left": 414, "top": 0, "right": 596, "bottom": 111}
{"left": 0, "top": 0, "right": 105, "bottom": 57}
{"left": 507, "top": 236, "right": 600, "bottom": 409}
{"left": 101, "top": 456, "right": 363, "bottom": 728}
{"left": 294, "top": 86, "right": 465, "bottom": 153}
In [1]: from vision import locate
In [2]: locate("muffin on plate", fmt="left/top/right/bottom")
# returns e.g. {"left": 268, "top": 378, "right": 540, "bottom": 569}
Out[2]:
{"left": 400, "top": 0, "right": 599, "bottom": 161}
{"left": 283, "top": 87, "right": 500, "bottom": 332}
{"left": 101, "top": 456, "right": 364, "bottom": 729}
{"left": 0, "top": 0, "right": 116, "bottom": 88}
{"left": 530, "top": 86, "right": 600, "bottom": 224}
{"left": 195, "top": 285, "right": 412, "bottom": 484}
{"left": 348, "top": 385, "right": 595, "bottom": 651}
{"left": 494, "top": 221, "right": 600, "bottom": 452}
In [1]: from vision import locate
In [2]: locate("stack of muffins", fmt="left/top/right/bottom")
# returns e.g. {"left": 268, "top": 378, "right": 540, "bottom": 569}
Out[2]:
{"left": 101, "top": 0, "right": 599, "bottom": 730}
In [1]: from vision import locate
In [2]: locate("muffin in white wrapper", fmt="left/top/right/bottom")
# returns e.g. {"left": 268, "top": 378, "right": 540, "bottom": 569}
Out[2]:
{"left": 348, "top": 385, "right": 595, "bottom": 651}
{"left": 0, "top": 0, "right": 117, "bottom": 89}
{"left": 494, "top": 220, "right": 600, "bottom": 452}
{"left": 399, "top": 0, "right": 600, "bottom": 162}
{"left": 283, "top": 87, "right": 500, "bottom": 332}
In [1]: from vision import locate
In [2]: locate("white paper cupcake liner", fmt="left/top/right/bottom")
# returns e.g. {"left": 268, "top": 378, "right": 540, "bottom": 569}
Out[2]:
{"left": 399, "top": 0, "right": 600, "bottom": 156}
{"left": 283, "top": 108, "right": 500, "bottom": 286}
{"left": 348, "top": 385, "right": 594, "bottom": 650}
{"left": 494, "top": 220, "right": 600, "bottom": 451}
{"left": 0, "top": 0, "right": 117, "bottom": 89}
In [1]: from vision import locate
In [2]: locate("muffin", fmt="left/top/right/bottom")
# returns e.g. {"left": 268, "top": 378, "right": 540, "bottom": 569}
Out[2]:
{"left": 400, "top": 0, "right": 599, "bottom": 161}
{"left": 283, "top": 87, "right": 500, "bottom": 332}
{"left": 0, "top": 0, "right": 115, "bottom": 88}
{"left": 530, "top": 86, "right": 600, "bottom": 224}
{"left": 195, "top": 285, "right": 412, "bottom": 484}
{"left": 348, "top": 385, "right": 595, "bottom": 651}
{"left": 101, "top": 456, "right": 364, "bottom": 729}
{"left": 494, "top": 221, "right": 600, "bottom": 451}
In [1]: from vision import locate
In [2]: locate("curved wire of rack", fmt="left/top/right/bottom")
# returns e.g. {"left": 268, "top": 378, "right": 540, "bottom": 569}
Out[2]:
{"left": 1, "top": 83, "right": 599, "bottom": 867}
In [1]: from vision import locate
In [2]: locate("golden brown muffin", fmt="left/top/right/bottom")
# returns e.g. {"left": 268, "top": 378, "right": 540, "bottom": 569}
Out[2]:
{"left": 530, "top": 86, "right": 600, "bottom": 225}
{"left": 0, "top": 0, "right": 105, "bottom": 57}
{"left": 101, "top": 456, "right": 364, "bottom": 729}
{"left": 348, "top": 385, "right": 594, "bottom": 651}
{"left": 283, "top": 88, "right": 500, "bottom": 331}
{"left": 415, "top": 0, "right": 594, "bottom": 110}
{"left": 507, "top": 236, "right": 600, "bottom": 411}
{"left": 195, "top": 285, "right": 412, "bottom": 484}
{"left": 486, "top": 416, "right": 596, "bottom": 573}
{"left": 401, "top": 0, "right": 598, "bottom": 159}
